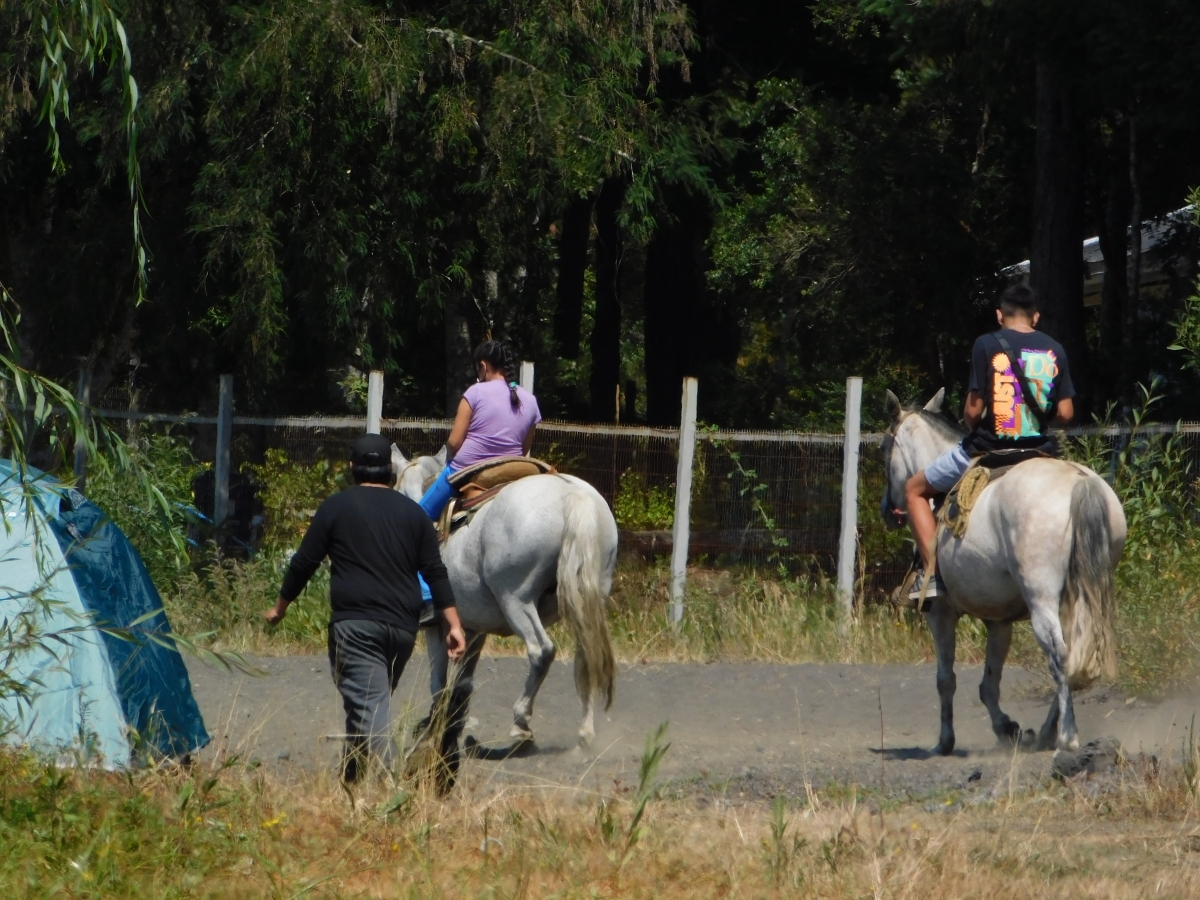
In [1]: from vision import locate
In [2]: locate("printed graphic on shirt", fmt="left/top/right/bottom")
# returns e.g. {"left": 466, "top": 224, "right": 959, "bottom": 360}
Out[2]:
{"left": 990, "top": 349, "right": 1059, "bottom": 438}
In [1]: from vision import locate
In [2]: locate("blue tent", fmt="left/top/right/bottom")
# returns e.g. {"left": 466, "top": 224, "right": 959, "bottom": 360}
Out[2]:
{"left": 0, "top": 462, "right": 208, "bottom": 766}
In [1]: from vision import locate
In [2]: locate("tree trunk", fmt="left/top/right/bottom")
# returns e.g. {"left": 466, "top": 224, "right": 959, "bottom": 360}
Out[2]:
{"left": 1030, "top": 61, "right": 1089, "bottom": 408}
{"left": 552, "top": 197, "right": 594, "bottom": 360}
{"left": 644, "top": 227, "right": 686, "bottom": 426}
{"left": 1096, "top": 118, "right": 1130, "bottom": 409}
{"left": 589, "top": 179, "right": 624, "bottom": 422}
{"left": 1123, "top": 115, "right": 1142, "bottom": 408}
{"left": 444, "top": 289, "right": 477, "bottom": 416}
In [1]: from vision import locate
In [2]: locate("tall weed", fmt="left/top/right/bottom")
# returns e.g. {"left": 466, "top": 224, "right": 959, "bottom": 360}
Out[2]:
{"left": 1060, "top": 382, "right": 1200, "bottom": 694}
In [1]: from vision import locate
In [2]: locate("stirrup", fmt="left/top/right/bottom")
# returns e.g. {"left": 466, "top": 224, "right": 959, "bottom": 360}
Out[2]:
{"left": 907, "top": 569, "right": 945, "bottom": 604}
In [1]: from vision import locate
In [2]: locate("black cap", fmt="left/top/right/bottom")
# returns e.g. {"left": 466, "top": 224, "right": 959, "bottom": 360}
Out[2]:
{"left": 351, "top": 433, "right": 392, "bottom": 467}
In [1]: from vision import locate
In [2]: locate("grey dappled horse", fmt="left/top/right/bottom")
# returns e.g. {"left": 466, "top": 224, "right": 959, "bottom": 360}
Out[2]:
{"left": 392, "top": 446, "right": 618, "bottom": 752}
{"left": 881, "top": 390, "right": 1126, "bottom": 753}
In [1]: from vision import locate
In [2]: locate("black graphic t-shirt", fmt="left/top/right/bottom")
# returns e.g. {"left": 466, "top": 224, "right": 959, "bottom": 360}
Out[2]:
{"left": 963, "top": 328, "right": 1074, "bottom": 453}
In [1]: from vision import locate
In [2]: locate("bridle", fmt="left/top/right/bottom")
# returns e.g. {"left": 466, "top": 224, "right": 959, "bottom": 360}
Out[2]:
{"left": 878, "top": 425, "right": 907, "bottom": 529}
{"left": 396, "top": 457, "right": 439, "bottom": 496}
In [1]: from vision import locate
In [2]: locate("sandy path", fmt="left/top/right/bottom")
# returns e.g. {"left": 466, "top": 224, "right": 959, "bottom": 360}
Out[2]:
{"left": 185, "top": 653, "right": 1199, "bottom": 798}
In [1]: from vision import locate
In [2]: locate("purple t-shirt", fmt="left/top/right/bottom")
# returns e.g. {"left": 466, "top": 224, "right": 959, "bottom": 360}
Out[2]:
{"left": 451, "top": 380, "right": 542, "bottom": 471}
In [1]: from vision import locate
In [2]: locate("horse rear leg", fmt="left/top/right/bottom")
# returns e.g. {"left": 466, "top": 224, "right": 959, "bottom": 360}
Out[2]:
{"left": 925, "top": 600, "right": 960, "bottom": 755}
{"left": 1029, "top": 598, "right": 1078, "bottom": 751}
{"left": 979, "top": 621, "right": 1023, "bottom": 747}
{"left": 508, "top": 605, "right": 556, "bottom": 742}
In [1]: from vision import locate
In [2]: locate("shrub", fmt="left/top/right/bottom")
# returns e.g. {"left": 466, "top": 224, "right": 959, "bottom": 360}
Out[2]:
{"left": 613, "top": 469, "right": 674, "bottom": 531}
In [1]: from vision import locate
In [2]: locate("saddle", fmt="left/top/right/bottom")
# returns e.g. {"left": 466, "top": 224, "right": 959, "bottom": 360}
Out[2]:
{"left": 435, "top": 456, "right": 556, "bottom": 540}
{"left": 939, "top": 448, "right": 1053, "bottom": 539}
{"left": 893, "top": 448, "right": 1053, "bottom": 611}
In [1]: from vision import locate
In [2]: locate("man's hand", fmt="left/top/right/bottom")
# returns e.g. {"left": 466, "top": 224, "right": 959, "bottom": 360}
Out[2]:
{"left": 264, "top": 596, "right": 291, "bottom": 627}
{"left": 442, "top": 605, "right": 467, "bottom": 660}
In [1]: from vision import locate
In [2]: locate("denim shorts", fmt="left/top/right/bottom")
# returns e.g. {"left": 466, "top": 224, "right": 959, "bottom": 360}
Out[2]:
{"left": 924, "top": 443, "right": 972, "bottom": 493}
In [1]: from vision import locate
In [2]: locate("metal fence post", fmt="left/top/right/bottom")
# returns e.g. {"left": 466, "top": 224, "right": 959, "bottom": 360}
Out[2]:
{"left": 520, "top": 361, "right": 534, "bottom": 394}
{"left": 670, "top": 377, "right": 699, "bottom": 625}
{"left": 73, "top": 368, "right": 90, "bottom": 490}
{"left": 214, "top": 374, "right": 234, "bottom": 527}
{"left": 366, "top": 370, "right": 384, "bottom": 433}
{"left": 837, "top": 376, "right": 863, "bottom": 620}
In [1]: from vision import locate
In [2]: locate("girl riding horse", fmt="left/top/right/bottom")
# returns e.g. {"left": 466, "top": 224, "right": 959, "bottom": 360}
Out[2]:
{"left": 419, "top": 340, "right": 541, "bottom": 520}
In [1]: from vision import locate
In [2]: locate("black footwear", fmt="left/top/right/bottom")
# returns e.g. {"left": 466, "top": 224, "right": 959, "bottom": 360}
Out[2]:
{"left": 908, "top": 569, "right": 946, "bottom": 602}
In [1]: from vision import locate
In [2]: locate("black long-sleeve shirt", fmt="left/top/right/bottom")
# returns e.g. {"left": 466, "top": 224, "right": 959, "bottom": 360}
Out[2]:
{"left": 279, "top": 485, "right": 454, "bottom": 633}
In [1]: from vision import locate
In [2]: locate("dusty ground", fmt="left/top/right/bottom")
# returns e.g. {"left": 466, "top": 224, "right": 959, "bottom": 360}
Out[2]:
{"left": 186, "top": 650, "right": 1199, "bottom": 802}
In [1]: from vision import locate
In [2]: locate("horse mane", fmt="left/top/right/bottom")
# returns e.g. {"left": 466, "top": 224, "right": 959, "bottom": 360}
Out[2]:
{"left": 914, "top": 409, "right": 967, "bottom": 441}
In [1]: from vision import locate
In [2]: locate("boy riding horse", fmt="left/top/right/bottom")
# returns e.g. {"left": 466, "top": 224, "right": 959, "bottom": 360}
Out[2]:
{"left": 902, "top": 283, "right": 1076, "bottom": 600}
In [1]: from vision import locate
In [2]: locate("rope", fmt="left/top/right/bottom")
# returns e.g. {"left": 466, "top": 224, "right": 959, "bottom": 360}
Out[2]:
{"left": 940, "top": 465, "right": 991, "bottom": 540}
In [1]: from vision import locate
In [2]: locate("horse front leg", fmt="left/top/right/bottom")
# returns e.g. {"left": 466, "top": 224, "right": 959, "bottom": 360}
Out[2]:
{"left": 1029, "top": 600, "right": 1078, "bottom": 751}
{"left": 979, "top": 620, "right": 1023, "bottom": 747}
{"left": 424, "top": 622, "right": 449, "bottom": 697}
{"left": 509, "top": 606, "right": 556, "bottom": 743}
{"left": 925, "top": 600, "right": 960, "bottom": 755}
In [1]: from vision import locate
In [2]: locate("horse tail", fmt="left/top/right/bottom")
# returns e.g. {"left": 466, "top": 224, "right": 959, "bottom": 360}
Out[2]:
{"left": 1061, "top": 474, "right": 1119, "bottom": 689}
{"left": 557, "top": 486, "right": 617, "bottom": 711}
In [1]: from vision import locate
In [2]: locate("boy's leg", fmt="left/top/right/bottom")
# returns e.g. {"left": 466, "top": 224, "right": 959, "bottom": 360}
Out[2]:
{"left": 904, "top": 471, "right": 940, "bottom": 569}
{"left": 907, "top": 443, "right": 972, "bottom": 570}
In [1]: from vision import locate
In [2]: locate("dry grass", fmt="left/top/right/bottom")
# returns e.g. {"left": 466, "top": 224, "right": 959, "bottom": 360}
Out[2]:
{"left": 171, "top": 554, "right": 993, "bottom": 669}
{"left": 5, "top": 739, "right": 1199, "bottom": 898}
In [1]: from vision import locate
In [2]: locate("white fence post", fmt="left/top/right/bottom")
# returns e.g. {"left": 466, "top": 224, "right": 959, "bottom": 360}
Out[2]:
{"left": 670, "top": 377, "right": 699, "bottom": 625}
{"left": 519, "top": 361, "right": 534, "bottom": 394}
{"left": 366, "top": 370, "right": 384, "bottom": 433}
{"left": 837, "top": 376, "right": 863, "bottom": 620}
{"left": 214, "top": 374, "right": 234, "bottom": 527}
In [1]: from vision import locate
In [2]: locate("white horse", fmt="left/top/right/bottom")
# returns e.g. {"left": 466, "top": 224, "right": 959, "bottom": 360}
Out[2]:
{"left": 392, "top": 446, "right": 618, "bottom": 753}
{"left": 881, "top": 390, "right": 1126, "bottom": 753}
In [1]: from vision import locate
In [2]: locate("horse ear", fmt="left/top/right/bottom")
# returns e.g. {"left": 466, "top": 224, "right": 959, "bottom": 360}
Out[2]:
{"left": 885, "top": 390, "right": 903, "bottom": 422}
{"left": 390, "top": 443, "right": 407, "bottom": 471}
{"left": 923, "top": 388, "right": 946, "bottom": 414}
{"left": 435, "top": 446, "right": 448, "bottom": 466}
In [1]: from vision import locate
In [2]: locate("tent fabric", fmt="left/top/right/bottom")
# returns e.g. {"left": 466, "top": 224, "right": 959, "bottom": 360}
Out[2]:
{"left": 0, "top": 463, "right": 208, "bottom": 766}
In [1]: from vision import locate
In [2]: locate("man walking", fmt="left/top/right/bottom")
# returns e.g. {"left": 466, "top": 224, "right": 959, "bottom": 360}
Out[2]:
{"left": 264, "top": 433, "right": 466, "bottom": 782}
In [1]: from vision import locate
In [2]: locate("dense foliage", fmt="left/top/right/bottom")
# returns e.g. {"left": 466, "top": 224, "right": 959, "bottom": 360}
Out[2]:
{"left": 4, "top": 1, "right": 1200, "bottom": 430}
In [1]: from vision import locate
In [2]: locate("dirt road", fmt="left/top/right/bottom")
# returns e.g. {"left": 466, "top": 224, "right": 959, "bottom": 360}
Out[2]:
{"left": 186, "top": 653, "right": 1198, "bottom": 800}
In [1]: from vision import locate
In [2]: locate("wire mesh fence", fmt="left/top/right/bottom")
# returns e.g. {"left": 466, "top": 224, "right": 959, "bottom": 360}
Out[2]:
{"left": 85, "top": 381, "right": 1200, "bottom": 605}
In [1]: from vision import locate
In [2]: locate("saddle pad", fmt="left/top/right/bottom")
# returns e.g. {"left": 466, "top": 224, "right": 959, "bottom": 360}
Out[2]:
{"left": 972, "top": 447, "right": 1052, "bottom": 469}
{"left": 447, "top": 456, "right": 555, "bottom": 490}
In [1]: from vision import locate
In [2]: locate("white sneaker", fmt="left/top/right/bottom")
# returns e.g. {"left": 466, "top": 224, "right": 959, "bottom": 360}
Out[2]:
{"left": 908, "top": 569, "right": 946, "bottom": 602}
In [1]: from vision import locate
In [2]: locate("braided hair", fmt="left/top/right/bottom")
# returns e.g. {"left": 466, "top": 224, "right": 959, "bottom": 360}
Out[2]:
{"left": 474, "top": 339, "right": 521, "bottom": 410}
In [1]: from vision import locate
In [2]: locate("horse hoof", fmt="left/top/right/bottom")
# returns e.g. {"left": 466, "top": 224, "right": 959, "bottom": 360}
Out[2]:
{"left": 933, "top": 741, "right": 955, "bottom": 757}
{"left": 996, "top": 720, "right": 1022, "bottom": 747}
{"left": 509, "top": 726, "right": 534, "bottom": 744}
{"left": 578, "top": 729, "right": 595, "bottom": 747}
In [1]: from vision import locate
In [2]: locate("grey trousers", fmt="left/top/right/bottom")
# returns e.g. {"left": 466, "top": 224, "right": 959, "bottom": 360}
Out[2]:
{"left": 327, "top": 619, "right": 416, "bottom": 782}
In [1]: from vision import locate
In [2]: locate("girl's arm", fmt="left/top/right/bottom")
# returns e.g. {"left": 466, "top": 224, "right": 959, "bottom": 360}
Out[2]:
{"left": 522, "top": 424, "right": 537, "bottom": 456}
{"left": 445, "top": 397, "right": 473, "bottom": 459}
